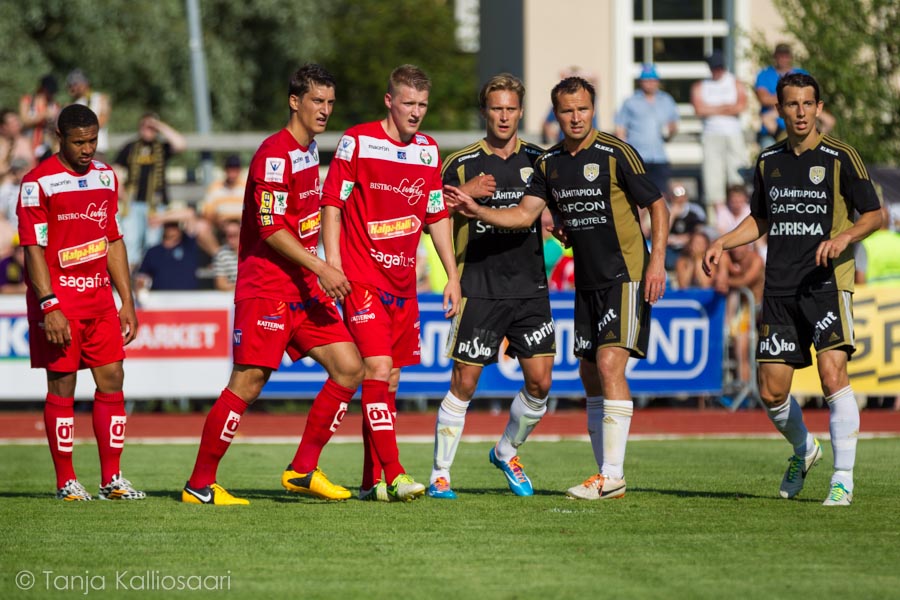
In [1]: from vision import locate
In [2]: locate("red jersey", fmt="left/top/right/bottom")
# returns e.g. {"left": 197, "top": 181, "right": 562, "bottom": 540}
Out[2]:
{"left": 235, "top": 129, "right": 323, "bottom": 302}
{"left": 321, "top": 121, "right": 447, "bottom": 297}
{"left": 16, "top": 156, "right": 121, "bottom": 320}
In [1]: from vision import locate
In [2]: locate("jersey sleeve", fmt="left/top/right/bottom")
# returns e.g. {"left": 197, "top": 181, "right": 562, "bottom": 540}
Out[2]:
{"left": 249, "top": 148, "right": 293, "bottom": 240}
{"left": 441, "top": 155, "right": 462, "bottom": 187}
{"left": 525, "top": 154, "right": 552, "bottom": 207}
{"left": 106, "top": 169, "right": 123, "bottom": 242}
{"left": 424, "top": 154, "right": 448, "bottom": 225}
{"left": 15, "top": 175, "right": 48, "bottom": 247}
{"left": 839, "top": 148, "right": 881, "bottom": 214}
{"left": 615, "top": 145, "right": 662, "bottom": 208}
{"left": 321, "top": 132, "right": 358, "bottom": 209}
{"left": 749, "top": 159, "right": 768, "bottom": 220}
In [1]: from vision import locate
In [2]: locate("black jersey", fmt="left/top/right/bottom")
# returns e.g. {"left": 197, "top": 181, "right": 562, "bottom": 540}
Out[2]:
{"left": 526, "top": 131, "right": 662, "bottom": 290}
{"left": 443, "top": 139, "right": 547, "bottom": 298}
{"left": 752, "top": 134, "right": 880, "bottom": 296}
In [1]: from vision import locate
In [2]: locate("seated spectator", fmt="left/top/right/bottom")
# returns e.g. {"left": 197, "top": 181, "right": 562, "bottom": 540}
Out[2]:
{"left": 666, "top": 182, "right": 706, "bottom": 271}
{"left": 675, "top": 228, "right": 728, "bottom": 291}
{"left": 201, "top": 154, "right": 246, "bottom": 230}
{"left": 212, "top": 219, "right": 240, "bottom": 292}
{"left": 716, "top": 183, "right": 751, "bottom": 237}
{"left": 0, "top": 109, "right": 36, "bottom": 179}
{"left": 135, "top": 218, "right": 209, "bottom": 292}
{"left": 0, "top": 244, "right": 26, "bottom": 294}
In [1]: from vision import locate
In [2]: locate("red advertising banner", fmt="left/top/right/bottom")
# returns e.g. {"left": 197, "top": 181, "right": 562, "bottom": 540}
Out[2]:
{"left": 126, "top": 309, "right": 231, "bottom": 359}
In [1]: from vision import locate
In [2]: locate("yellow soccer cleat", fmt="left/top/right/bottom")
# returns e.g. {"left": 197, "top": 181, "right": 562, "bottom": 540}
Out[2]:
{"left": 182, "top": 482, "right": 249, "bottom": 506}
{"left": 282, "top": 466, "right": 352, "bottom": 501}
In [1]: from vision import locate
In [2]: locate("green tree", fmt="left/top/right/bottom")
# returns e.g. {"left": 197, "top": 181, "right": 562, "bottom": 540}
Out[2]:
{"left": 752, "top": 0, "right": 900, "bottom": 165}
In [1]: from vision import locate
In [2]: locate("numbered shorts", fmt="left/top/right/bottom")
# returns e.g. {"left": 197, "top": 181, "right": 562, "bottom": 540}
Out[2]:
{"left": 757, "top": 290, "right": 855, "bottom": 368}
{"left": 29, "top": 312, "right": 125, "bottom": 371}
{"left": 343, "top": 283, "right": 420, "bottom": 368}
{"left": 232, "top": 296, "right": 352, "bottom": 370}
{"left": 446, "top": 296, "right": 555, "bottom": 366}
{"left": 574, "top": 281, "right": 651, "bottom": 361}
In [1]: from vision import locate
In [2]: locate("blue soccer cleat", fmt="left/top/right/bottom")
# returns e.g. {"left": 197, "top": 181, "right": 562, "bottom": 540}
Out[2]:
{"left": 426, "top": 477, "right": 457, "bottom": 500}
{"left": 489, "top": 447, "right": 533, "bottom": 496}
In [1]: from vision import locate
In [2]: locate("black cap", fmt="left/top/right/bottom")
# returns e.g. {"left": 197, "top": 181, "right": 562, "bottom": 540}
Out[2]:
{"left": 774, "top": 43, "right": 792, "bottom": 56}
{"left": 705, "top": 50, "right": 725, "bottom": 70}
{"left": 224, "top": 154, "right": 241, "bottom": 168}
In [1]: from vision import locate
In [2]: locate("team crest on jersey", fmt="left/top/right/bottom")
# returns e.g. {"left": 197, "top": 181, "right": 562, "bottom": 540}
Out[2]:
{"left": 98, "top": 172, "right": 111, "bottom": 187}
{"left": 265, "top": 157, "right": 285, "bottom": 183}
{"left": 340, "top": 180, "right": 354, "bottom": 201}
{"left": 35, "top": 223, "right": 48, "bottom": 246}
{"left": 21, "top": 183, "right": 39, "bottom": 207}
{"left": 583, "top": 163, "right": 600, "bottom": 182}
{"left": 419, "top": 148, "right": 433, "bottom": 165}
{"left": 427, "top": 190, "right": 445, "bottom": 214}
{"left": 520, "top": 167, "right": 534, "bottom": 184}
{"left": 809, "top": 166, "right": 825, "bottom": 185}
{"left": 274, "top": 192, "right": 288, "bottom": 215}
{"left": 336, "top": 135, "right": 356, "bottom": 161}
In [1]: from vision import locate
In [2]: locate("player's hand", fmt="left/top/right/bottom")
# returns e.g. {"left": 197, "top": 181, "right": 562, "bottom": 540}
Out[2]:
{"left": 462, "top": 174, "right": 497, "bottom": 199}
{"left": 547, "top": 223, "right": 569, "bottom": 247}
{"left": 44, "top": 310, "right": 71, "bottom": 347}
{"left": 702, "top": 242, "right": 724, "bottom": 277}
{"left": 318, "top": 263, "right": 352, "bottom": 302}
{"left": 815, "top": 234, "right": 850, "bottom": 267}
{"left": 120, "top": 305, "right": 139, "bottom": 346}
{"left": 442, "top": 277, "right": 461, "bottom": 318}
{"left": 443, "top": 185, "right": 480, "bottom": 219}
{"left": 644, "top": 257, "right": 666, "bottom": 304}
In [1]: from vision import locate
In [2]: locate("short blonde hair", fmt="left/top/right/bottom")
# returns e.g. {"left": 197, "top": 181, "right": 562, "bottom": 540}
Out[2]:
{"left": 388, "top": 64, "right": 431, "bottom": 95}
{"left": 479, "top": 73, "right": 525, "bottom": 110}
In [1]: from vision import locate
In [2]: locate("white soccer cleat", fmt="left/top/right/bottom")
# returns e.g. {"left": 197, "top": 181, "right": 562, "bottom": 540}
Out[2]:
{"left": 779, "top": 438, "right": 822, "bottom": 499}
{"left": 566, "top": 473, "right": 626, "bottom": 501}
{"left": 822, "top": 482, "right": 853, "bottom": 506}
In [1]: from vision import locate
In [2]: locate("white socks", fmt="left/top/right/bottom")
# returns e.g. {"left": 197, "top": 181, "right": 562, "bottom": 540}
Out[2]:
{"left": 767, "top": 395, "right": 815, "bottom": 458}
{"left": 826, "top": 386, "right": 858, "bottom": 490}
{"left": 586, "top": 396, "right": 605, "bottom": 472}
{"left": 431, "top": 392, "right": 469, "bottom": 483}
{"left": 495, "top": 389, "right": 547, "bottom": 461}
{"left": 601, "top": 400, "right": 633, "bottom": 481}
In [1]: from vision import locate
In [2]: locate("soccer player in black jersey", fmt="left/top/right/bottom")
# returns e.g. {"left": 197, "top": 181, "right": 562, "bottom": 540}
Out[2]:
{"left": 426, "top": 74, "right": 553, "bottom": 499}
{"left": 704, "top": 73, "right": 882, "bottom": 506}
{"left": 445, "top": 76, "right": 669, "bottom": 501}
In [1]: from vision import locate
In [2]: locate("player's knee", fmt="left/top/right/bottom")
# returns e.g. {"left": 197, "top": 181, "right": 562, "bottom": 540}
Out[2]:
{"left": 524, "top": 375, "right": 551, "bottom": 399}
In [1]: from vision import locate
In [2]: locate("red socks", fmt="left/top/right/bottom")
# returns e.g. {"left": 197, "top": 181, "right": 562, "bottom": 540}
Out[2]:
{"left": 188, "top": 388, "right": 249, "bottom": 489}
{"left": 291, "top": 378, "right": 354, "bottom": 473}
{"left": 92, "top": 390, "right": 126, "bottom": 485}
{"left": 361, "top": 380, "right": 403, "bottom": 486}
{"left": 44, "top": 394, "right": 76, "bottom": 488}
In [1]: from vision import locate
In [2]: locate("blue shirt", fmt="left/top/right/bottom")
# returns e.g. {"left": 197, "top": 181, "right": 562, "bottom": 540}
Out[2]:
{"left": 138, "top": 234, "right": 202, "bottom": 290}
{"left": 614, "top": 90, "right": 679, "bottom": 164}
{"left": 755, "top": 66, "right": 809, "bottom": 133}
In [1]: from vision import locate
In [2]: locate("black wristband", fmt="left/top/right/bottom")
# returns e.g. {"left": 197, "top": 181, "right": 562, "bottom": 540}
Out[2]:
{"left": 38, "top": 293, "right": 57, "bottom": 304}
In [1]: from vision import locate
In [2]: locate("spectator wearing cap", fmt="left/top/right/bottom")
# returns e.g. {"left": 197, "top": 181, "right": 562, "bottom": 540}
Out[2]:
{"left": 614, "top": 63, "right": 680, "bottom": 193}
{"left": 690, "top": 50, "right": 748, "bottom": 223}
{"left": 200, "top": 154, "right": 246, "bottom": 232}
{"left": 18, "top": 74, "right": 60, "bottom": 162}
{"left": 67, "top": 69, "right": 112, "bottom": 156}
{"left": 665, "top": 181, "right": 707, "bottom": 271}
{"left": 754, "top": 43, "right": 809, "bottom": 148}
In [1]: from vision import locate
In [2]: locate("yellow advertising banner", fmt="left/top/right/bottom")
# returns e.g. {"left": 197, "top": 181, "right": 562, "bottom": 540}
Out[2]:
{"left": 792, "top": 286, "right": 900, "bottom": 395}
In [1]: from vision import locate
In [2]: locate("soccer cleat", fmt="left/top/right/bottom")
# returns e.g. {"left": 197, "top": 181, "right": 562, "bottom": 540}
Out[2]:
{"left": 98, "top": 474, "right": 146, "bottom": 500}
{"left": 181, "top": 482, "right": 249, "bottom": 506}
{"left": 57, "top": 479, "right": 93, "bottom": 501}
{"left": 426, "top": 477, "right": 457, "bottom": 500}
{"left": 488, "top": 447, "right": 533, "bottom": 496}
{"left": 387, "top": 473, "right": 426, "bottom": 502}
{"left": 565, "top": 473, "right": 626, "bottom": 501}
{"left": 822, "top": 482, "right": 853, "bottom": 506}
{"left": 282, "top": 466, "right": 351, "bottom": 501}
{"left": 779, "top": 438, "right": 823, "bottom": 499}
{"left": 358, "top": 481, "right": 391, "bottom": 502}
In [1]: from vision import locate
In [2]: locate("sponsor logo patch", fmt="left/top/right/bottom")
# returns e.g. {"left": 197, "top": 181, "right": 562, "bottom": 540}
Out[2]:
{"left": 109, "top": 415, "right": 127, "bottom": 449}
{"left": 265, "top": 157, "right": 285, "bottom": 183}
{"left": 298, "top": 211, "right": 321, "bottom": 238}
{"left": 336, "top": 135, "right": 356, "bottom": 161}
{"left": 339, "top": 180, "right": 354, "bottom": 201}
{"left": 35, "top": 223, "right": 48, "bottom": 247}
{"left": 21, "top": 183, "right": 40, "bottom": 207}
{"left": 365, "top": 402, "right": 394, "bottom": 431}
{"left": 427, "top": 190, "right": 444, "bottom": 214}
{"left": 58, "top": 237, "right": 108, "bottom": 269}
{"left": 367, "top": 215, "right": 421, "bottom": 239}
{"left": 274, "top": 192, "right": 288, "bottom": 215}
{"left": 56, "top": 417, "right": 74, "bottom": 453}
{"left": 219, "top": 410, "right": 241, "bottom": 443}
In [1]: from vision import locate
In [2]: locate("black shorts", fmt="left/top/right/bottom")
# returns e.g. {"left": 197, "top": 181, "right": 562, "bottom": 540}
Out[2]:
{"left": 446, "top": 296, "right": 555, "bottom": 366}
{"left": 574, "top": 282, "right": 650, "bottom": 361}
{"left": 758, "top": 290, "right": 855, "bottom": 368}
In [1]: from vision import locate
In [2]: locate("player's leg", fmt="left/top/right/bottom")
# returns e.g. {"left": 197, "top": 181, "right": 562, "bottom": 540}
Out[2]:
{"left": 284, "top": 340, "right": 362, "bottom": 500}
{"left": 818, "top": 349, "right": 857, "bottom": 506}
{"left": 45, "top": 370, "right": 87, "bottom": 500}
{"left": 182, "top": 364, "right": 268, "bottom": 506}
{"left": 429, "top": 361, "right": 480, "bottom": 498}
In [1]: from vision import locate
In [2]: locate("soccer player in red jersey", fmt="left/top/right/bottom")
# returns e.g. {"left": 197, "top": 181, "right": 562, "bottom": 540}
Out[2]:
{"left": 182, "top": 64, "right": 363, "bottom": 506}
{"left": 321, "top": 64, "right": 460, "bottom": 501}
{"left": 16, "top": 104, "right": 144, "bottom": 501}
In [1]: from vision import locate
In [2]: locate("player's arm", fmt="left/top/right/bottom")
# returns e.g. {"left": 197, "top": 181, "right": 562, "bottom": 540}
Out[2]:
{"left": 645, "top": 197, "right": 668, "bottom": 303}
{"left": 816, "top": 208, "right": 882, "bottom": 268}
{"left": 444, "top": 185, "right": 546, "bottom": 229}
{"left": 455, "top": 175, "right": 496, "bottom": 201}
{"left": 264, "top": 230, "right": 351, "bottom": 300}
{"left": 703, "top": 214, "right": 766, "bottom": 276}
{"left": 107, "top": 238, "right": 138, "bottom": 345}
{"left": 427, "top": 217, "right": 460, "bottom": 317}
{"left": 24, "top": 245, "right": 71, "bottom": 347}
{"left": 321, "top": 205, "right": 344, "bottom": 272}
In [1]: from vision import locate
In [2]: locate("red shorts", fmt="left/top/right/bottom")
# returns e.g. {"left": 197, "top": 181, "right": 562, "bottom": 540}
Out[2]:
{"left": 343, "top": 283, "right": 420, "bottom": 367}
{"left": 232, "top": 296, "right": 352, "bottom": 369}
{"left": 29, "top": 312, "right": 125, "bottom": 372}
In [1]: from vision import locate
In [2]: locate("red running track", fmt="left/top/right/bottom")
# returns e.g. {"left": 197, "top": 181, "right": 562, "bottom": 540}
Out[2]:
{"left": 2, "top": 408, "right": 900, "bottom": 441}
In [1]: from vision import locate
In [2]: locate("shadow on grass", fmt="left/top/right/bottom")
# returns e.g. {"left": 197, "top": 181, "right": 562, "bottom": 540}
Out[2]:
{"left": 632, "top": 486, "right": 820, "bottom": 502}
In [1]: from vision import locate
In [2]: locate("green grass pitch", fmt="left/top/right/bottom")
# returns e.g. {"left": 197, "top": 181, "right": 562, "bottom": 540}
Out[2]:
{"left": 2, "top": 439, "right": 898, "bottom": 599}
